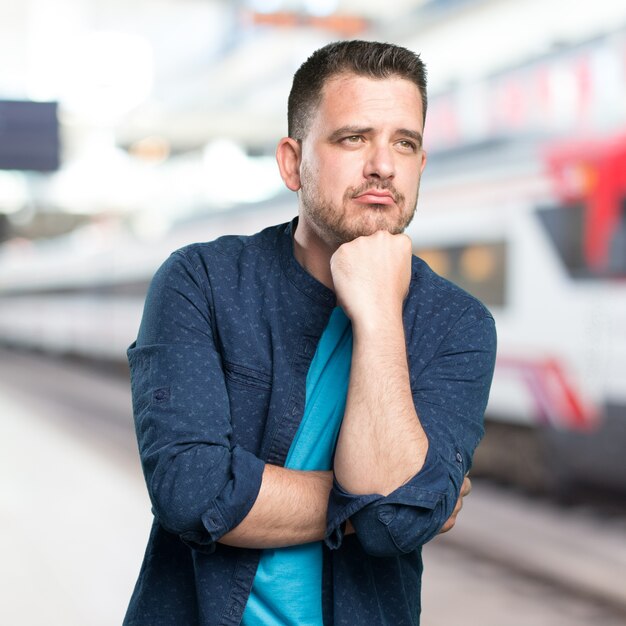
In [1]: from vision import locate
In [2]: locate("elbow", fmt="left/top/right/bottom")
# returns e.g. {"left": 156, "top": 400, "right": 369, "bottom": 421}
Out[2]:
{"left": 145, "top": 444, "right": 230, "bottom": 535}
{"left": 353, "top": 502, "right": 447, "bottom": 557}
{"left": 338, "top": 448, "right": 465, "bottom": 556}
{"left": 143, "top": 443, "right": 265, "bottom": 542}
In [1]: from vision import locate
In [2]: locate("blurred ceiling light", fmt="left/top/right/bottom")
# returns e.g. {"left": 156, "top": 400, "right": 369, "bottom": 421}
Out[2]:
{"left": 25, "top": 0, "right": 85, "bottom": 102}
{"left": 47, "top": 130, "right": 149, "bottom": 214}
{"left": 0, "top": 171, "right": 29, "bottom": 215}
{"left": 60, "top": 30, "right": 154, "bottom": 124}
{"left": 202, "top": 139, "right": 283, "bottom": 205}
{"left": 129, "top": 136, "right": 171, "bottom": 164}
{"left": 131, "top": 210, "right": 171, "bottom": 242}
{"left": 246, "top": 9, "right": 368, "bottom": 35}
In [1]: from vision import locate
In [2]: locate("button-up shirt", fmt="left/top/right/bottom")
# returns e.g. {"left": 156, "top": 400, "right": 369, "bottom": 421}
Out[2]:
{"left": 124, "top": 219, "right": 497, "bottom": 626}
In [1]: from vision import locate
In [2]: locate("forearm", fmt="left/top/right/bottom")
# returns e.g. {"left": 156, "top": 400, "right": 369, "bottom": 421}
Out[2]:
{"left": 333, "top": 312, "right": 429, "bottom": 496}
{"left": 219, "top": 464, "right": 333, "bottom": 549}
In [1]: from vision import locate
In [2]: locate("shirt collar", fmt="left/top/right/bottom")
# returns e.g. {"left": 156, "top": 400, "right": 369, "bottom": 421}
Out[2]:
{"left": 279, "top": 217, "right": 337, "bottom": 307}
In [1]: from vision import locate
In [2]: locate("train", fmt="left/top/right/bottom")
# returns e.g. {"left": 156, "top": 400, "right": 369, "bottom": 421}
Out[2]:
{"left": 2, "top": 27, "right": 626, "bottom": 496}
{"left": 1, "top": 131, "right": 625, "bottom": 496}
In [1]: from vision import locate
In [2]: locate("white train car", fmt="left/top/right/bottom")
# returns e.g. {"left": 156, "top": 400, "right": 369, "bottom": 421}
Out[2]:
{"left": 0, "top": 199, "right": 296, "bottom": 359}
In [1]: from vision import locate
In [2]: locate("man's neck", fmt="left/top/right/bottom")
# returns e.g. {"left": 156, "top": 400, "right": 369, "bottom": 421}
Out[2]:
{"left": 292, "top": 218, "right": 337, "bottom": 291}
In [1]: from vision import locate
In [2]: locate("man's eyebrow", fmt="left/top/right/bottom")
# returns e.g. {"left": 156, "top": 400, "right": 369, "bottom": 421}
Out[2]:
{"left": 397, "top": 129, "right": 423, "bottom": 147}
{"left": 327, "top": 126, "right": 373, "bottom": 141}
{"left": 327, "top": 126, "right": 423, "bottom": 147}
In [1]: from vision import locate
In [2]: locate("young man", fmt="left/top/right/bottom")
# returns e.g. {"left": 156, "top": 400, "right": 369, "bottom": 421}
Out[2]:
{"left": 125, "top": 41, "right": 496, "bottom": 625}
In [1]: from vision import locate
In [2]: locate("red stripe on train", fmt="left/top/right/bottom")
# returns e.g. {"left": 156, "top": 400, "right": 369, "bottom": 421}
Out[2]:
{"left": 495, "top": 356, "right": 598, "bottom": 430}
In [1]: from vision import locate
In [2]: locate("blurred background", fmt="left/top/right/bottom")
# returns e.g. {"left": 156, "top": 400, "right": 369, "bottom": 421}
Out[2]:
{"left": 1, "top": 0, "right": 626, "bottom": 624}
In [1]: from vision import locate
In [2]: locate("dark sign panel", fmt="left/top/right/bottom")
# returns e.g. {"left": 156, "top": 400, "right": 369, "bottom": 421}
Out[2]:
{"left": 0, "top": 100, "right": 60, "bottom": 172}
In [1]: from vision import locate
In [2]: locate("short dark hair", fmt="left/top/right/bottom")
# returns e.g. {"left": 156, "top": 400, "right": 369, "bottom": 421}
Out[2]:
{"left": 287, "top": 40, "right": 427, "bottom": 141}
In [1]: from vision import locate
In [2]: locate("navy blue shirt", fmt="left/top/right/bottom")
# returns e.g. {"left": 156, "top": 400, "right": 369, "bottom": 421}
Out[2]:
{"left": 125, "top": 219, "right": 496, "bottom": 626}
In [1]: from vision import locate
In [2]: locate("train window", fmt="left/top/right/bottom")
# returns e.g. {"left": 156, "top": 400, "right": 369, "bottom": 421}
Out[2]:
{"left": 414, "top": 242, "right": 507, "bottom": 307}
{"left": 537, "top": 200, "right": 626, "bottom": 278}
{"left": 536, "top": 204, "right": 586, "bottom": 275}
{"left": 608, "top": 197, "right": 626, "bottom": 275}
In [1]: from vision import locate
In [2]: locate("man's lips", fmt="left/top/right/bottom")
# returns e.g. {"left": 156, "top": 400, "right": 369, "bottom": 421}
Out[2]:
{"left": 353, "top": 190, "right": 395, "bottom": 205}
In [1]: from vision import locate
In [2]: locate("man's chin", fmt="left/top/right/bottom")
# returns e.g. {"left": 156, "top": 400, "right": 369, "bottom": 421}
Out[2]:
{"left": 342, "top": 217, "right": 406, "bottom": 240}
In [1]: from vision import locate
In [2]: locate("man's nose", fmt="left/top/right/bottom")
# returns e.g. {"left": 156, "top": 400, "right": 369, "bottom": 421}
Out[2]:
{"left": 364, "top": 143, "right": 395, "bottom": 180}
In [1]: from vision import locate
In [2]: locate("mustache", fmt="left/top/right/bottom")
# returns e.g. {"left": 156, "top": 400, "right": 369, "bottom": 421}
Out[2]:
{"left": 348, "top": 180, "right": 404, "bottom": 205}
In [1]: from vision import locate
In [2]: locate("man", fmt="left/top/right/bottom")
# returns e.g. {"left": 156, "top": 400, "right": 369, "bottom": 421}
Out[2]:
{"left": 125, "top": 40, "right": 496, "bottom": 625}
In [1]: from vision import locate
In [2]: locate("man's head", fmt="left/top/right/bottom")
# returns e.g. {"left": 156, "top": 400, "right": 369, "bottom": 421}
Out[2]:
{"left": 288, "top": 40, "right": 427, "bottom": 142}
{"left": 277, "top": 40, "right": 428, "bottom": 247}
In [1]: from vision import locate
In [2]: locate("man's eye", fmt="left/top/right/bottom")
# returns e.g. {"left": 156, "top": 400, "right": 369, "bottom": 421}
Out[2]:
{"left": 343, "top": 135, "right": 363, "bottom": 144}
{"left": 397, "top": 140, "right": 417, "bottom": 151}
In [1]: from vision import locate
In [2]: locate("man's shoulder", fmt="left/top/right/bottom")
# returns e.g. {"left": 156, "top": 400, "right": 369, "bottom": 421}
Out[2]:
{"left": 409, "top": 255, "right": 494, "bottom": 326}
{"left": 159, "top": 222, "right": 288, "bottom": 282}
{"left": 150, "top": 220, "right": 291, "bottom": 291}
{"left": 176, "top": 221, "right": 288, "bottom": 262}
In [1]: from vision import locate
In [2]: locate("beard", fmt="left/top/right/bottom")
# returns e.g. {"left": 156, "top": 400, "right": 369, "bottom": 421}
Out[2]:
{"left": 299, "top": 163, "right": 419, "bottom": 246}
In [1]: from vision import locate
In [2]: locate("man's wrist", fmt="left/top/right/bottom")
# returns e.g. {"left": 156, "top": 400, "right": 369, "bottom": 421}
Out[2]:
{"left": 350, "top": 307, "right": 404, "bottom": 338}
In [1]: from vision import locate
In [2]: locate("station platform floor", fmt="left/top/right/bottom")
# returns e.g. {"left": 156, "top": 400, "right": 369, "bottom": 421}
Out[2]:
{"left": 2, "top": 350, "right": 625, "bottom": 625}
{"left": 1, "top": 382, "right": 152, "bottom": 625}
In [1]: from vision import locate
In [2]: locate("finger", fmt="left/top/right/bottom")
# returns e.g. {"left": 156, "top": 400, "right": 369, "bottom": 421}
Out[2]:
{"left": 439, "top": 517, "right": 455, "bottom": 534}
{"left": 455, "top": 496, "right": 463, "bottom": 515}
{"left": 440, "top": 479, "right": 472, "bottom": 535}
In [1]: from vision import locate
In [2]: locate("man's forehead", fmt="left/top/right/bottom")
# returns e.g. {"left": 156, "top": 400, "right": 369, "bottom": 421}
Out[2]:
{"left": 321, "top": 71, "right": 419, "bottom": 94}
{"left": 315, "top": 72, "right": 424, "bottom": 125}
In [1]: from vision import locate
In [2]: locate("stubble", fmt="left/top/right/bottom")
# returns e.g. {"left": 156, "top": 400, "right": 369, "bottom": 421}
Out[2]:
{"left": 299, "top": 162, "right": 419, "bottom": 246}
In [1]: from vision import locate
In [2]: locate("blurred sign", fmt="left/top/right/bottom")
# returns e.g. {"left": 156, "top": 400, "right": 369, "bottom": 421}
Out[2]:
{"left": 0, "top": 100, "right": 60, "bottom": 172}
{"left": 244, "top": 11, "right": 368, "bottom": 36}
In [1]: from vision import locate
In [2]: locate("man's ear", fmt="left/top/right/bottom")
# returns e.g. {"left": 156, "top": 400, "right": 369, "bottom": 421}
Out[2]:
{"left": 276, "top": 137, "right": 302, "bottom": 191}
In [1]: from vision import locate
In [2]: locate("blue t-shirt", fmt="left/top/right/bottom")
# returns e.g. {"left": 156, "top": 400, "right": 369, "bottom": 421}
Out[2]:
{"left": 242, "top": 307, "right": 352, "bottom": 626}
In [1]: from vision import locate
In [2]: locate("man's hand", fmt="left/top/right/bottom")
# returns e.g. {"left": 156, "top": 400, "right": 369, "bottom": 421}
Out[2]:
{"left": 439, "top": 475, "right": 472, "bottom": 534}
{"left": 330, "top": 230, "right": 412, "bottom": 328}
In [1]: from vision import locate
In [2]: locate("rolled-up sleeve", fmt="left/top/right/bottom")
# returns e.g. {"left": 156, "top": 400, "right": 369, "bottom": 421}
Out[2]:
{"left": 128, "top": 250, "right": 265, "bottom": 553}
{"left": 325, "top": 314, "right": 496, "bottom": 557}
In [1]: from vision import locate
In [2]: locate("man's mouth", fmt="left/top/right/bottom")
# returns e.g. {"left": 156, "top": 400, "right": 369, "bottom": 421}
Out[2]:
{"left": 353, "top": 189, "right": 395, "bottom": 205}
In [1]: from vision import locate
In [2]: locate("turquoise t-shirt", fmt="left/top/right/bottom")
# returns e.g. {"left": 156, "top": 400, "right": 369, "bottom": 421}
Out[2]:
{"left": 241, "top": 307, "right": 353, "bottom": 626}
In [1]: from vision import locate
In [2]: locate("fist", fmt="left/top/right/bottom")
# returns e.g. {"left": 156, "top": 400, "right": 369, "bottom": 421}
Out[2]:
{"left": 330, "top": 230, "right": 413, "bottom": 325}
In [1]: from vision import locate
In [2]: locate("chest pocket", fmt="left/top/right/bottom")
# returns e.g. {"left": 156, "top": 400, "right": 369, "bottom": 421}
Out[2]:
{"left": 223, "top": 361, "right": 272, "bottom": 456}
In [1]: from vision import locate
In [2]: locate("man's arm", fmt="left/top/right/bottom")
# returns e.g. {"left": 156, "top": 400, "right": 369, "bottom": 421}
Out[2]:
{"left": 325, "top": 231, "right": 494, "bottom": 555}
{"left": 331, "top": 230, "right": 428, "bottom": 497}
{"left": 219, "top": 465, "right": 333, "bottom": 548}
{"left": 131, "top": 248, "right": 349, "bottom": 552}
{"left": 218, "top": 464, "right": 462, "bottom": 550}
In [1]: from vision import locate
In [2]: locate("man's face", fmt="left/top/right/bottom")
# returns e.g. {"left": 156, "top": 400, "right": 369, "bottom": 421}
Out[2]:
{"left": 297, "top": 73, "right": 427, "bottom": 246}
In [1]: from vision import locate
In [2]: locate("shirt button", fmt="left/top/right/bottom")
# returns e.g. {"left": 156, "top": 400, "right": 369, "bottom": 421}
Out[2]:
{"left": 455, "top": 452, "right": 463, "bottom": 463}
{"left": 154, "top": 388, "right": 169, "bottom": 401}
{"left": 377, "top": 505, "right": 396, "bottom": 524}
